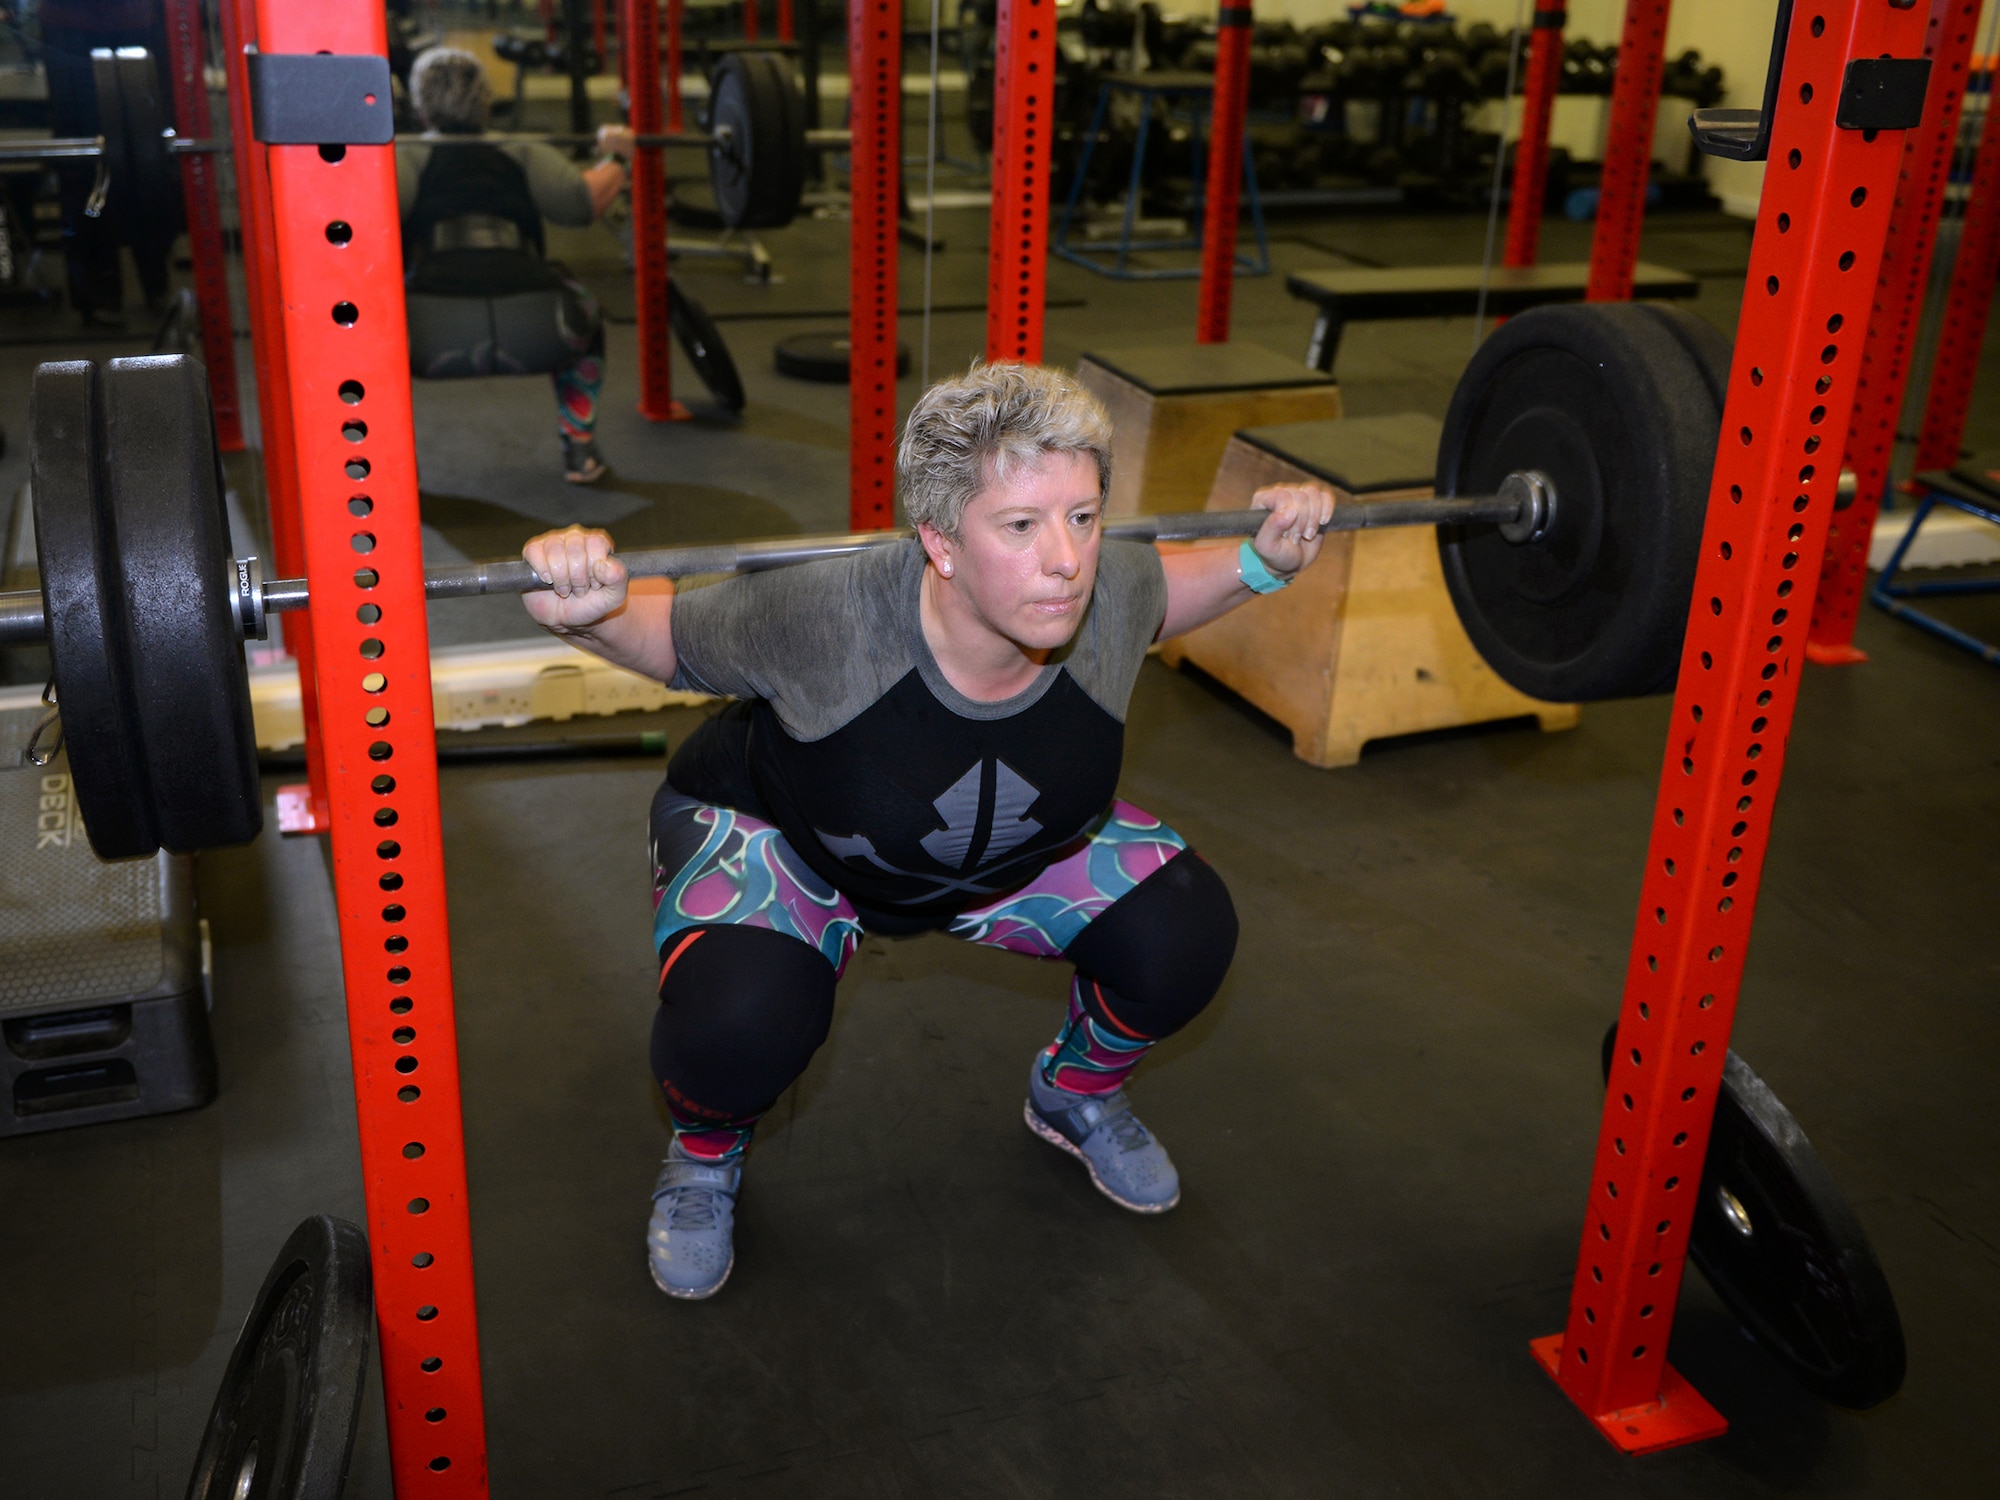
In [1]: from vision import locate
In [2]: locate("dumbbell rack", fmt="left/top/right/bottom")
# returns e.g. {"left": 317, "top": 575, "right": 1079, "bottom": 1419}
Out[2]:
{"left": 231, "top": 0, "right": 1932, "bottom": 1492}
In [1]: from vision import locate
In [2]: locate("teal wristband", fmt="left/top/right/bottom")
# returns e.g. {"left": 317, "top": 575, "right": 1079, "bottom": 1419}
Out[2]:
{"left": 1237, "top": 538, "right": 1293, "bottom": 595}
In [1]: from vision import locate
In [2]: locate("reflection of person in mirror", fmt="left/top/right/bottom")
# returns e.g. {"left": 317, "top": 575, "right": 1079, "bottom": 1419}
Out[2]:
{"left": 395, "top": 48, "right": 634, "bottom": 484}
{"left": 520, "top": 363, "right": 1338, "bottom": 1301}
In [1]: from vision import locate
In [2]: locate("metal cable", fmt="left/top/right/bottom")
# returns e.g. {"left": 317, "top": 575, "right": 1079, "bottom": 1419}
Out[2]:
{"left": 1473, "top": 0, "right": 1531, "bottom": 352}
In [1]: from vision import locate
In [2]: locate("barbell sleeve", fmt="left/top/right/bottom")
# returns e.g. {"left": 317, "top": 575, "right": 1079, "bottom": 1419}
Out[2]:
{"left": 0, "top": 483, "right": 1544, "bottom": 646}
{"left": 0, "top": 136, "right": 106, "bottom": 161}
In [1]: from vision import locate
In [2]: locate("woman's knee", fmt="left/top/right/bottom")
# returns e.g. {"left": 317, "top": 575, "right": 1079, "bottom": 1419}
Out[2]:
{"left": 650, "top": 923, "right": 836, "bottom": 1120}
{"left": 1062, "top": 849, "right": 1237, "bottom": 1039}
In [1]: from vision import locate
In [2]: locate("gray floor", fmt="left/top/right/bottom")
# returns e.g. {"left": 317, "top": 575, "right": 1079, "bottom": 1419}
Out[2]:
{"left": 4, "top": 119, "right": 2000, "bottom": 1499}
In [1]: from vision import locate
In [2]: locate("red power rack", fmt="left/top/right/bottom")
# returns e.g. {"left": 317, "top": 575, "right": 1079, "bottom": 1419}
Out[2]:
{"left": 1586, "top": 0, "right": 1674, "bottom": 301}
{"left": 850, "top": 0, "right": 902, "bottom": 527}
{"left": 624, "top": 0, "right": 689, "bottom": 423}
{"left": 1195, "top": 2, "right": 1252, "bottom": 344}
{"left": 1808, "top": 0, "right": 1983, "bottom": 662}
{"left": 1505, "top": 0, "right": 1569, "bottom": 268}
{"left": 1536, "top": 0, "right": 1931, "bottom": 1451}
{"left": 162, "top": 0, "right": 244, "bottom": 452}
{"left": 221, "top": 0, "right": 332, "bottom": 836}
{"left": 254, "top": 1, "right": 492, "bottom": 1490}
{"left": 986, "top": 0, "right": 1057, "bottom": 363}
{"left": 1913, "top": 69, "right": 2000, "bottom": 470}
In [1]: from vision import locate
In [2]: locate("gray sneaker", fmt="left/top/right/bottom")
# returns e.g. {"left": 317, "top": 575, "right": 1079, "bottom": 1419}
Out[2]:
{"left": 646, "top": 1145, "right": 739, "bottom": 1299}
{"left": 1024, "top": 1062, "right": 1181, "bottom": 1213}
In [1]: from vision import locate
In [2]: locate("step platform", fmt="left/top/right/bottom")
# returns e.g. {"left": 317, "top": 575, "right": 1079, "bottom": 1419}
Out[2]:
{"left": 0, "top": 710, "right": 214, "bottom": 1136}
{"left": 1077, "top": 341, "right": 1342, "bottom": 517}
{"left": 1158, "top": 412, "right": 1579, "bottom": 768}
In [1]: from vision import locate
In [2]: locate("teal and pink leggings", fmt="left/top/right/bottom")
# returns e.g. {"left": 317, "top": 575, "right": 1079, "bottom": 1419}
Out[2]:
{"left": 647, "top": 784, "right": 1238, "bottom": 1162}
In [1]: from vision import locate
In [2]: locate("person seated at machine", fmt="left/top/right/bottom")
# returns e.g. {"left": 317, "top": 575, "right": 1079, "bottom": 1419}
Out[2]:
{"left": 396, "top": 46, "right": 633, "bottom": 484}
{"left": 519, "top": 364, "right": 1339, "bottom": 1299}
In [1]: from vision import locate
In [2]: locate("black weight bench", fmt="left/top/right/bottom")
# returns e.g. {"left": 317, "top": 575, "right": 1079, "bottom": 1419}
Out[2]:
{"left": 1288, "top": 262, "right": 1701, "bottom": 373}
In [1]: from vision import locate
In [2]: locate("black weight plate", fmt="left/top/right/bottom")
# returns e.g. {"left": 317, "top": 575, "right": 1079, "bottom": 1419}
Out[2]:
{"left": 187, "top": 1215, "right": 373, "bottom": 1500}
{"left": 773, "top": 330, "right": 911, "bottom": 383}
{"left": 101, "top": 355, "right": 262, "bottom": 853}
{"left": 707, "top": 52, "right": 805, "bottom": 230}
{"left": 1632, "top": 301, "right": 1733, "bottom": 413}
{"left": 30, "top": 361, "right": 157, "bottom": 859}
{"left": 1436, "top": 303, "right": 1715, "bottom": 701}
{"left": 1600, "top": 1024, "right": 1906, "bottom": 1408}
{"left": 114, "top": 51, "right": 181, "bottom": 234}
{"left": 667, "top": 280, "right": 746, "bottom": 413}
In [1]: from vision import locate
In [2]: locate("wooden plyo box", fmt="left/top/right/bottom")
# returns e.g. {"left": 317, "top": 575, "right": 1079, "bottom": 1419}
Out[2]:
{"left": 1077, "top": 342, "right": 1343, "bottom": 516}
{"left": 1158, "top": 414, "right": 1580, "bottom": 768}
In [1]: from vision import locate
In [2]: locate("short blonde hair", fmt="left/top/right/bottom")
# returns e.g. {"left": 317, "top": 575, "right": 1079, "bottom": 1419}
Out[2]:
{"left": 410, "top": 48, "right": 491, "bottom": 135}
{"left": 897, "top": 362, "right": 1113, "bottom": 538}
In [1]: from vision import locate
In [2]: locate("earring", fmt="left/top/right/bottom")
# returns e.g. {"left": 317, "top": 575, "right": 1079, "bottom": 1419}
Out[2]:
{"left": 939, "top": 559, "right": 953, "bottom": 576}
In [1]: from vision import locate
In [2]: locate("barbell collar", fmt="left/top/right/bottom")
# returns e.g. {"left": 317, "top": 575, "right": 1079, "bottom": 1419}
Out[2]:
{"left": 0, "top": 483, "right": 1545, "bottom": 644}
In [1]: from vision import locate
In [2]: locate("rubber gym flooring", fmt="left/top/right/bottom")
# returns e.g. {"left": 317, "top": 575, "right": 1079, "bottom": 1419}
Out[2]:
{"left": 4, "top": 126, "right": 2000, "bottom": 1500}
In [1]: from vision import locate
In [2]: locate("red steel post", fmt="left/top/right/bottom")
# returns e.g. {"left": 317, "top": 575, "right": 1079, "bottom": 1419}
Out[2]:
{"left": 850, "top": 0, "right": 901, "bottom": 527}
{"left": 1535, "top": 0, "right": 1931, "bottom": 1452}
{"left": 779, "top": 0, "right": 796, "bottom": 42}
{"left": 594, "top": 0, "right": 609, "bottom": 64}
{"left": 623, "top": 0, "right": 688, "bottom": 420}
{"left": 1195, "top": 1, "right": 1252, "bottom": 344}
{"left": 221, "top": 0, "right": 331, "bottom": 834}
{"left": 745, "top": 0, "right": 760, "bottom": 42}
{"left": 256, "top": 1, "right": 492, "bottom": 1490}
{"left": 1586, "top": 0, "right": 1673, "bottom": 301}
{"left": 1504, "top": 0, "right": 1568, "bottom": 268}
{"left": 985, "top": 0, "right": 1057, "bottom": 363}
{"left": 162, "top": 0, "right": 244, "bottom": 451}
{"left": 1913, "top": 68, "right": 2000, "bottom": 472}
{"left": 667, "top": 0, "right": 684, "bottom": 132}
{"left": 1807, "top": 0, "right": 1981, "bottom": 663}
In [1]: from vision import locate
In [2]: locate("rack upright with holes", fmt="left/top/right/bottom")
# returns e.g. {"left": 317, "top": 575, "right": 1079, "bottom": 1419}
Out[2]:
{"left": 1532, "top": 0, "right": 1933, "bottom": 1449}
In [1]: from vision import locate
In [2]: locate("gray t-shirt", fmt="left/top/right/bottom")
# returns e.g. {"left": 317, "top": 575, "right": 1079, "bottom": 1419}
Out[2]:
{"left": 664, "top": 538, "right": 1168, "bottom": 919}
{"left": 395, "top": 138, "right": 596, "bottom": 227}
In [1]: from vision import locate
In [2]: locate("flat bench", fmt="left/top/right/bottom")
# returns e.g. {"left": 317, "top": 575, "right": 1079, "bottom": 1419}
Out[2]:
{"left": 1288, "top": 262, "right": 1701, "bottom": 373}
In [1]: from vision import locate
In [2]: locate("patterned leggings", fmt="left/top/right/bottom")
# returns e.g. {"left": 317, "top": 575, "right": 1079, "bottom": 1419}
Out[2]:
{"left": 647, "top": 784, "right": 1239, "bottom": 1160}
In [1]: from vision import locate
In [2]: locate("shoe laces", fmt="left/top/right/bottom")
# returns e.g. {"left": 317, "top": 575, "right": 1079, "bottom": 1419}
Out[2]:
{"left": 655, "top": 1180, "right": 727, "bottom": 1231}
{"left": 1094, "top": 1093, "right": 1153, "bottom": 1155}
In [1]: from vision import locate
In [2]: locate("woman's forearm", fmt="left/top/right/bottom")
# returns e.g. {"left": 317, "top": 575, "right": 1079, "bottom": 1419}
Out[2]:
{"left": 551, "top": 578, "right": 680, "bottom": 681}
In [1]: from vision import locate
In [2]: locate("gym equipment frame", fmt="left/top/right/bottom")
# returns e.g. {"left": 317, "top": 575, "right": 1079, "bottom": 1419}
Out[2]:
{"left": 120, "top": 0, "right": 1934, "bottom": 1486}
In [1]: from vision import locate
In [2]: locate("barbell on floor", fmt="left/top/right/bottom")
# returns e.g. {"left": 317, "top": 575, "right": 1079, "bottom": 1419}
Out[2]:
{"left": 10, "top": 301, "right": 1739, "bottom": 861}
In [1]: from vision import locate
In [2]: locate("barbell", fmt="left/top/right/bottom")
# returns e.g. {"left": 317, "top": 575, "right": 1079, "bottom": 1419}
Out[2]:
{"left": 0, "top": 49, "right": 822, "bottom": 233}
{"left": 7, "top": 301, "right": 1733, "bottom": 861}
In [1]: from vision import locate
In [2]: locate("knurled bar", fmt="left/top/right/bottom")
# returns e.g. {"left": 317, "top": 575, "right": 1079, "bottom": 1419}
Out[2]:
{"left": 1551, "top": 0, "right": 1929, "bottom": 1423}
{"left": 1504, "top": 0, "right": 1568, "bottom": 268}
{"left": 986, "top": 0, "right": 1056, "bottom": 363}
{"left": 1195, "top": 3, "right": 1252, "bottom": 344}
{"left": 1913, "top": 69, "right": 2000, "bottom": 470}
{"left": 163, "top": 0, "right": 243, "bottom": 452}
{"left": 222, "top": 0, "right": 331, "bottom": 826}
{"left": 258, "top": 2, "right": 491, "bottom": 1491}
{"left": 1585, "top": 0, "right": 1674, "bottom": 301}
{"left": 1810, "top": 0, "right": 1982, "bottom": 655}
{"left": 849, "top": 0, "right": 901, "bottom": 528}
{"left": 624, "top": 0, "right": 681, "bottom": 421}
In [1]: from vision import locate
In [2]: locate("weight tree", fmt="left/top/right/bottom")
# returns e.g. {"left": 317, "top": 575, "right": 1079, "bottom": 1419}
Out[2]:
{"left": 185, "top": 0, "right": 1939, "bottom": 1487}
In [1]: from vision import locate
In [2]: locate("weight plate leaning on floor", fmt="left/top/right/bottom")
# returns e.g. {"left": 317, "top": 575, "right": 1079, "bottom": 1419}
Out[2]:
{"left": 667, "top": 280, "right": 746, "bottom": 414}
{"left": 1600, "top": 1024, "right": 1907, "bottom": 1409}
{"left": 1436, "top": 302, "right": 1718, "bottom": 702}
{"left": 185, "top": 1215, "right": 375, "bottom": 1500}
